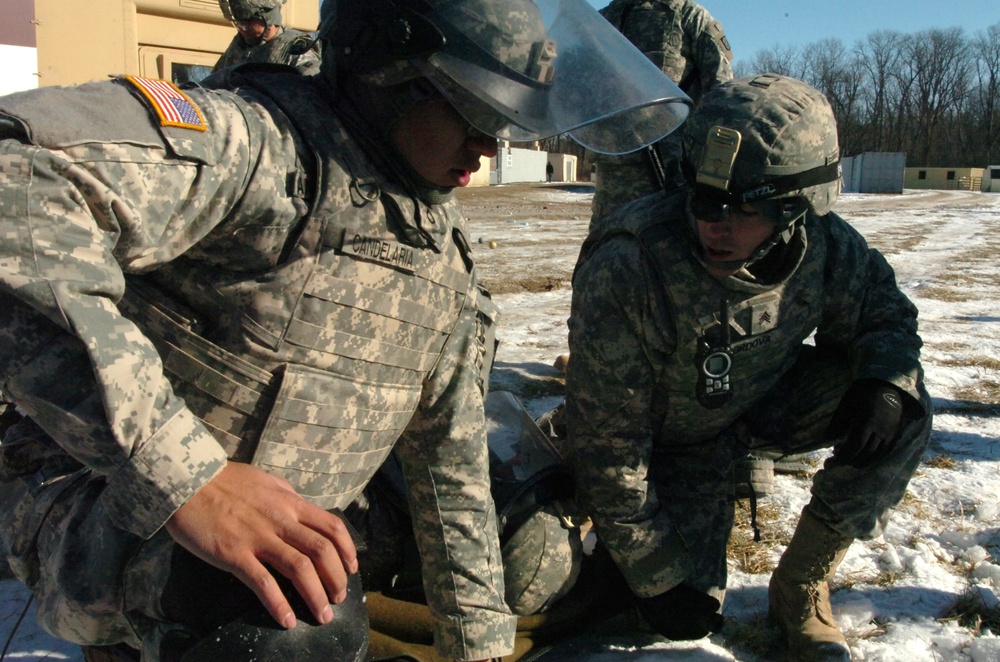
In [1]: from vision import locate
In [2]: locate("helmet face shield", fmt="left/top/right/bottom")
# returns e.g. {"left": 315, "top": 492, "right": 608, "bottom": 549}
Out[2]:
{"left": 423, "top": 0, "right": 691, "bottom": 154}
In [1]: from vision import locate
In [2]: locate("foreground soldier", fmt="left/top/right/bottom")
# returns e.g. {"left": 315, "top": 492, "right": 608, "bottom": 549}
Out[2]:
{"left": 213, "top": 0, "right": 321, "bottom": 75}
{"left": 567, "top": 75, "right": 932, "bottom": 660}
{"left": 591, "top": 0, "right": 733, "bottom": 224}
{"left": 0, "top": 0, "right": 690, "bottom": 660}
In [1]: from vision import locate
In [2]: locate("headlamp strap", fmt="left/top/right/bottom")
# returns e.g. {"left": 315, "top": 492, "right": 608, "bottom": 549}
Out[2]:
{"left": 690, "top": 159, "right": 841, "bottom": 206}
{"left": 735, "top": 161, "right": 842, "bottom": 204}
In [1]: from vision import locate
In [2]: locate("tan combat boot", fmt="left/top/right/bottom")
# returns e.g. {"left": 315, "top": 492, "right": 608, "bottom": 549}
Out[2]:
{"left": 768, "top": 509, "right": 853, "bottom": 661}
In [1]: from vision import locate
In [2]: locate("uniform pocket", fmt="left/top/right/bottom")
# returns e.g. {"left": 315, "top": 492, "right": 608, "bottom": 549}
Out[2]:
{"left": 252, "top": 363, "right": 422, "bottom": 509}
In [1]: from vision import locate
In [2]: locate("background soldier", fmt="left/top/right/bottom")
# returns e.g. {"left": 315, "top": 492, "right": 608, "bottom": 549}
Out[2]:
{"left": 591, "top": 0, "right": 733, "bottom": 225}
{"left": 213, "top": 0, "right": 321, "bottom": 75}
{"left": 0, "top": 0, "right": 689, "bottom": 660}
{"left": 567, "top": 74, "right": 932, "bottom": 661}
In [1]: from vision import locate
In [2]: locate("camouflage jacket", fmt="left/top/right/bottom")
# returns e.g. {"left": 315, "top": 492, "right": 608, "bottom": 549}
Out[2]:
{"left": 213, "top": 27, "right": 322, "bottom": 75}
{"left": 599, "top": 0, "right": 732, "bottom": 106}
{"left": 592, "top": 0, "right": 734, "bottom": 220}
{"left": 0, "top": 73, "right": 513, "bottom": 659}
{"left": 566, "top": 190, "right": 923, "bottom": 596}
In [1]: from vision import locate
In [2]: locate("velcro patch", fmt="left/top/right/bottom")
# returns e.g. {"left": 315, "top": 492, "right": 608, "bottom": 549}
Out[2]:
{"left": 123, "top": 75, "right": 207, "bottom": 131}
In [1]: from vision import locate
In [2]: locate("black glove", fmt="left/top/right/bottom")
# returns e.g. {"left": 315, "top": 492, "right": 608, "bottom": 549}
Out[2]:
{"left": 635, "top": 583, "right": 723, "bottom": 640}
{"left": 827, "top": 379, "right": 907, "bottom": 468}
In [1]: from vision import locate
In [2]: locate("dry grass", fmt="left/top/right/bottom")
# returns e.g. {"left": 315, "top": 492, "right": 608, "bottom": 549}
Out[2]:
{"left": 919, "top": 286, "right": 983, "bottom": 303}
{"left": 940, "top": 588, "right": 1000, "bottom": 635}
{"left": 924, "top": 454, "right": 958, "bottom": 470}
{"left": 896, "top": 488, "right": 935, "bottom": 521}
{"left": 937, "top": 355, "right": 1000, "bottom": 372}
{"left": 953, "top": 381, "right": 1000, "bottom": 407}
{"left": 869, "top": 568, "right": 903, "bottom": 587}
{"left": 479, "top": 275, "right": 570, "bottom": 295}
{"left": 927, "top": 340, "right": 972, "bottom": 352}
{"left": 871, "top": 233, "right": 930, "bottom": 255}
{"left": 728, "top": 500, "right": 785, "bottom": 574}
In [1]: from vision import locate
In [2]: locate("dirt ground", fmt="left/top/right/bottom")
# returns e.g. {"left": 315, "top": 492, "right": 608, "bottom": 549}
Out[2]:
{"left": 455, "top": 182, "right": 596, "bottom": 295}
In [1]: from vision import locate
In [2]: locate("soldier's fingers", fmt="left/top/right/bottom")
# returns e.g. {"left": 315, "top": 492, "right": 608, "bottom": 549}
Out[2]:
{"left": 231, "top": 556, "right": 299, "bottom": 629}
{"left": 262, "top": 543, "right": 336, "bottom": 625}
{"left": 303, "top": 507, "right": 359, "bottom": 575}
{"left": 277, "top": 513, "right": 353, "bottom": 604}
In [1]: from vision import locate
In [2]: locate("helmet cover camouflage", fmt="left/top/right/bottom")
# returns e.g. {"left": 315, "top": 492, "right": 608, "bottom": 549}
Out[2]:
{"left": 683, "top": 73, "right": 841, "bottom": 216}
{"left": 322, "top": 0, "right": 552, "bottom": 90}
{"left": 501, "top": 505, "right": 582, "bottom": 615}
{"left": 219, "top": 0, "right": 284, "bottom": 24}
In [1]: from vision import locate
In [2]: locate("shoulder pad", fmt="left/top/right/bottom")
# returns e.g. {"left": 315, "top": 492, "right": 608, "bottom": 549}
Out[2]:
{"left": 0, "top": 78, "right": 221, "bottom": 166}
{"left": 0, "top": 79, "right": 165, "bottom": 149}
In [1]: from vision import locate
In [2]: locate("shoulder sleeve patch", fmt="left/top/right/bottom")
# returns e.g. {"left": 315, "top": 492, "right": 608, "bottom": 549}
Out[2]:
{"left": 122, "top": 75, "right": 207, "bottom": 132}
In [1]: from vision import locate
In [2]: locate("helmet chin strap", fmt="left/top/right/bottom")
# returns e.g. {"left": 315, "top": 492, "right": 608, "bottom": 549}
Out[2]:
{"left": 689, "top": 208, "right": 806, "bottom": 274}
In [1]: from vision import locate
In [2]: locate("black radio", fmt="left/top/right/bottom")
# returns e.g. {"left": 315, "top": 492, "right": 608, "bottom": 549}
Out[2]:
{"left": 695, "top": 299, "right": 734, "bottom": 409}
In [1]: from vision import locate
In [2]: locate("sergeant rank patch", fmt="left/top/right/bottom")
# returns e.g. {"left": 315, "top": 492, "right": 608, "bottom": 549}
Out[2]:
{"left": 123, "top": 75, "right": 207, "bottom": 131}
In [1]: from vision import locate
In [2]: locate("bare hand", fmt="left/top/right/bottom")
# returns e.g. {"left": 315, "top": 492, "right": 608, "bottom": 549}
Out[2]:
{"left": 165, "top": 462, "right": 358, "bottom": 629}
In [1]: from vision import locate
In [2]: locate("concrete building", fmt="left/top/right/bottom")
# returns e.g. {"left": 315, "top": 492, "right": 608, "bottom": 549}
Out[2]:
{"left": 546, "top": 153, "right": 579, "bottom": 183}
{"left": 841, "top": 152, "right": 906, "bottom": 194}
{"left": 979, "top": 166, "right": 1000, "bottom": 192}
{"left": 904, "top": 167, "right": 985, "bottom": 192}
{"left": 491, "top": 144, "right": 549, "bottom": 185}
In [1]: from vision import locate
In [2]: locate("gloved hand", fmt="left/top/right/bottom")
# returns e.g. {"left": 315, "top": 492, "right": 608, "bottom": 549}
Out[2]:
{"left": 635, "top": 583, "right": 723, "bottom": 640}
{"left": 826, "top": 379, "right": 907, "bottom": 468}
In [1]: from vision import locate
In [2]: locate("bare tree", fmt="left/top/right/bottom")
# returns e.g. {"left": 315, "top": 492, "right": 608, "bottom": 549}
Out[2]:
{"left": 802, "top": 38, "right": 865, "bottom": 156}
{"left": 743, "top": 44, "right": 807, "bottom": 79}
{"left": 854, "top": 31, "right": 906, "bottom": 153}
{"left": 901, "top": 28, "right": 971, "bottom": 165}
{"left": 972, "top": 23, "right": 1000, "bottom": 165}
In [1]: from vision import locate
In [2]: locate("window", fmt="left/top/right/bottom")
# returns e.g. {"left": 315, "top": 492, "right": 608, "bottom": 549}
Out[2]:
{"left": 139, "top": 46, "right": 220, "bottom": 86}
{"left": 918, "top": 171, "right": 926, "bottom": 180}
{"left": 947, "top": 171, "right": 956, "bottom": 180}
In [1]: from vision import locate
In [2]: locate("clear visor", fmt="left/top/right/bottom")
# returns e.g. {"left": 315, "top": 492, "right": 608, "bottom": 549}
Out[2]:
{"left": 423, "top": 0, "right": 691, "bottom": 155}
{"left": 484, "top": 391, "right": 565, "bottom": 484}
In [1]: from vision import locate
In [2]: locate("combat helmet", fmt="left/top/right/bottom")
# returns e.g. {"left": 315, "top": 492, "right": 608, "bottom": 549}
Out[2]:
{"left": 219, "top": 0, "right": 285, "bottom": 30}
{"left": 682, "top": 74, "right": 842, "bottom": 268}
{"left": 319, "top": 0, "right": 693, "bottom": 155}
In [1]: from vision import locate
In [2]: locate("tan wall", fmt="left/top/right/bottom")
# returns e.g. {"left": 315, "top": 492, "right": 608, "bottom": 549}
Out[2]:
{"left": 467, "top": 156, "right": 492, "bottom": 187}
{"left": 34, "top": 0, "right": 319, "bottom": 87}
{"left": 904, "top": 167, "right": 985, "bottom": 191}
{"left": 547, "top": 153, "right": 577, "bottom": 183}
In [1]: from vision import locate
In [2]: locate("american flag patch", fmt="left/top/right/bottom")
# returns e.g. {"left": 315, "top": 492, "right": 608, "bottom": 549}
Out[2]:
{"left": 123, "top": 75, "right": 207, "bottom": 131}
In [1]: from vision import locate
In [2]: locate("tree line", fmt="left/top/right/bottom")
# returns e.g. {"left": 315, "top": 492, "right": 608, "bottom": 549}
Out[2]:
{"left": 737, "top": 22, "right": 1000, "bottom": 168}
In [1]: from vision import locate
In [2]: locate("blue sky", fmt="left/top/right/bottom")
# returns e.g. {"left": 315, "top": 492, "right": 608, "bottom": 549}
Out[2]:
{"left": 586, "top": 0, "right": 997, "bottom": 64}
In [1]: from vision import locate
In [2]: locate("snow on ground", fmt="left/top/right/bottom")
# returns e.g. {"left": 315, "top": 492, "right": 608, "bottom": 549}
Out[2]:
{"left": 486, "top": 187, "right": 1000, "bottom": 660}
{"left": 1, "top": 188, "right": 997, "bottom": 660}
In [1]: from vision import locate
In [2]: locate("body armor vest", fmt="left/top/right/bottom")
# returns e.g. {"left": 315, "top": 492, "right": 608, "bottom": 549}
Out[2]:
{"left": 119, "top": 75, "right": 481, "bottom": 510}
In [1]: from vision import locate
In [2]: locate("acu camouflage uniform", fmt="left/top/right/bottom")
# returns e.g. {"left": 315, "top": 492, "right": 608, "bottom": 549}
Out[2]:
{"left": 591, "top": 0, "right": 733, "bottom": 225}
{"left": 213, "top": 27, "right": 322, "bottom": 75}
{"left": 0, "top": 70, "right": 513, "bottom": 660}
{"left": 566, "top": 189, "right": 932, "bottom": 600}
